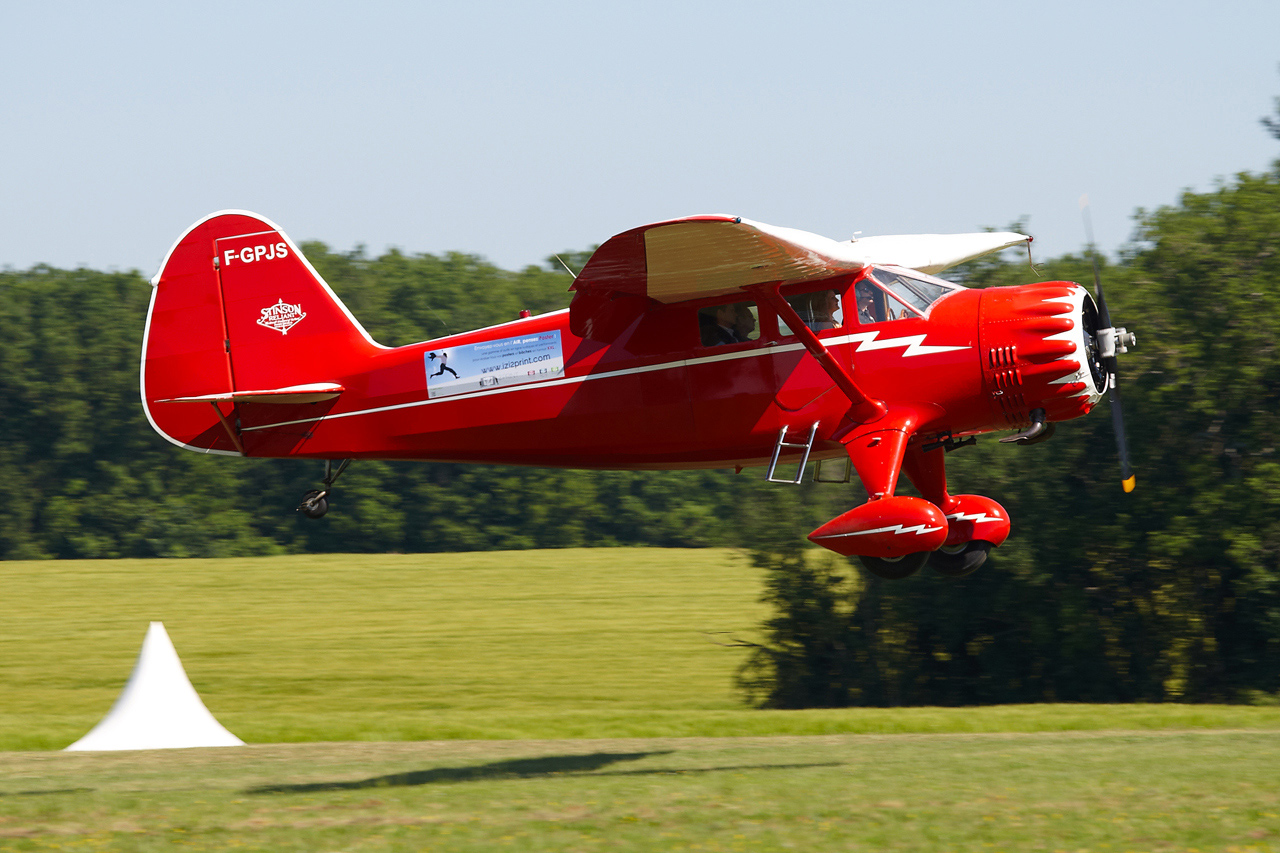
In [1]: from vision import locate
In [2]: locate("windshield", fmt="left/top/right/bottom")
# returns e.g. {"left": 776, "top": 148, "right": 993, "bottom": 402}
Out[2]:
{"left": 869, "top": 268, "right": 956, "bottom": 316}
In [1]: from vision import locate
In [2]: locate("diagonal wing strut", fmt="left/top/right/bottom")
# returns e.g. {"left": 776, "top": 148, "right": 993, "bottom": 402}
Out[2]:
{"left": 752, "top": 283, "right": 887, "bottom": 425}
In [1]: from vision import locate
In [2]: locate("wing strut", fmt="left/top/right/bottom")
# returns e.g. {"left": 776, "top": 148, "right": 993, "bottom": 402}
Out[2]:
{"left": 753, "top": 284, "right": 887, "bottom": 425}
{"left": 209, "top": 402, "right": 245, "bottom": 456}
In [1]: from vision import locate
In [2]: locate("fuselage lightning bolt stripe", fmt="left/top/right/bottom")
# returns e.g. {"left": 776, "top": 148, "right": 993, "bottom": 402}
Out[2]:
{"left": 830, "top": 330, "right": 970, "bottom": 358}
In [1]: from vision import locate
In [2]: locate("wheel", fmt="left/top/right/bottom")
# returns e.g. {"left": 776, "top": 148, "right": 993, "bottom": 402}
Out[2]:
{"left": 858, "top": 551, "right": 929, "bottom": 580}
{"left": 302, "top": 497, "right": 328, "bottom": 519}
{"left": 928, "top": 540, "right": 993, "bottom": 577}
{"left": 299, "top": 490, "right": 329, "bottom": 519}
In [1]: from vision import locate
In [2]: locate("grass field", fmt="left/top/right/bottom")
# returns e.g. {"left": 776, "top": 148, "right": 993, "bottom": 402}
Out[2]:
{"left": 0, "top": 549, "right": 773, "bottom": 749}
{"left": 3, "top": 732, "right": 1280, "bottom": 851}
{"left": 3, "top": 549, "right": 1280, "bottom": 851}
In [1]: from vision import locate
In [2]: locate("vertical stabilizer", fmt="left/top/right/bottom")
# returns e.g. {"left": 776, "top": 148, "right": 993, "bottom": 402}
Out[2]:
{"left": 64, "top": 622, "right": 244, "bottom": 751}
{"left": 141, "top": 210, "right": 381, "bottom": 455}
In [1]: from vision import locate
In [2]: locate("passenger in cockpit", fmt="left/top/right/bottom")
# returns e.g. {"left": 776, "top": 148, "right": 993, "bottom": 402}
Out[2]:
{"left": 806, "top": 290, "right": 841, "bottom": 331}
{"left": 699, "top": 301, "right": 758, "bottom": 345}
{"left": 701, "top": 303, "right": 743, "bottom": 345}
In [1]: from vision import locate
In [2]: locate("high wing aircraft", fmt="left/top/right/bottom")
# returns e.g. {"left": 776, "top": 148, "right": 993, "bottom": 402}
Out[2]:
{"left": 141, "top": 211, "right": 1135, "bottom": 579}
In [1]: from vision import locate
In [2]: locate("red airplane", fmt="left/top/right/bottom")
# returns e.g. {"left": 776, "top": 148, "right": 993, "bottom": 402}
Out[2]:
{"left": 141, "top": 211, "right": 1135, "bottom": 579}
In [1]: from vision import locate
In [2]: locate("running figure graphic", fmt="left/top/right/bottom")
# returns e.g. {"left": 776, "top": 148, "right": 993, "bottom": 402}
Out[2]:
{"left": 427, "top": 351, "right": 458, "bottom": 379}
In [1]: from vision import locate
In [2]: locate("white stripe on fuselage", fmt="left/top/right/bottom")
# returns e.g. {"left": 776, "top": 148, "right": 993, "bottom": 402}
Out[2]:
{"left": 239, "top": 329, "right": 969, "bottom": 433}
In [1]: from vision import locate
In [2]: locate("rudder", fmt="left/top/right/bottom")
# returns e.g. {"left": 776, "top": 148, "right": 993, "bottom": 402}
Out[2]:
{"left": 141, "top": 211, "right": 381, "bottom": 454}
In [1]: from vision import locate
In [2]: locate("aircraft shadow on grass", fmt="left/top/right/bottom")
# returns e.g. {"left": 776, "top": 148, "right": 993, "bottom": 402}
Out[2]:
{"left": 246, "top": 751, "right": 844, "bottom": 795}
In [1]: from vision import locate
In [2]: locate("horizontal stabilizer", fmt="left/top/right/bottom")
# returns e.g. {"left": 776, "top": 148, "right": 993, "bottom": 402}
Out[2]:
{"left": 157, "top": 383, "right": 344, "bottom": 405}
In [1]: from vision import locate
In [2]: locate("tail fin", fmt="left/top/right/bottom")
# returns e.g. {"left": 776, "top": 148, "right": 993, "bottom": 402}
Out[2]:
{"left": 141, "top": 211, "right": 382, "bottom": 455}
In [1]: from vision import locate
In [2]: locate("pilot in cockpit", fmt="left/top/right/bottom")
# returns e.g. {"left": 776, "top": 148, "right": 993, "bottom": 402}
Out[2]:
{"left": 855, "top": 280, "right": 883, "bottom": 324}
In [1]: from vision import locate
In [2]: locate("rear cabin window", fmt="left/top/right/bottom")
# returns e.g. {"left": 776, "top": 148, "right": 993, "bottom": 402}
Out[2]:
{"left": 698, "top": 301, "right": 759, "bottom": 346}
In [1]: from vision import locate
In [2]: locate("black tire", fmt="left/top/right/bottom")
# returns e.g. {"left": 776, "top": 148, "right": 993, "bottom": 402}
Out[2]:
{"left": 858, "top": 551, "right": 929, "bottom": 580}
{"left": 300, "top": 491, "right": 329, "bottom": 519}
{"left": 928, "top": 540, "right": 993, "bottom": 577}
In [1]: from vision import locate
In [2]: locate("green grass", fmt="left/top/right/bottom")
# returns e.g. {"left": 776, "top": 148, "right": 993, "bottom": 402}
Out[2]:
{"left": 3, "top": 732, "right": 1280, "bottom": 851}
{"left": 4, "top": 550, "right": 1280, "bottom": 750}
{"left": 4, "top": 549, "right": 1280, "bottom": 850}
{"left": 0, "top": 549, "right": 773, "bottom": 749}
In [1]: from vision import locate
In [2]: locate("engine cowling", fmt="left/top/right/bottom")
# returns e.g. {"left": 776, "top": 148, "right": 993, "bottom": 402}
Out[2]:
{"left": 978, "top": 282, "right": 1106, "bottom": 430}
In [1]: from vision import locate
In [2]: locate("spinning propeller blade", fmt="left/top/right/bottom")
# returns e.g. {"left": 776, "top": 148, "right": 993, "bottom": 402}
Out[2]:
{"left": 1081, "top": 197, "right": 1136, "bottom": 492}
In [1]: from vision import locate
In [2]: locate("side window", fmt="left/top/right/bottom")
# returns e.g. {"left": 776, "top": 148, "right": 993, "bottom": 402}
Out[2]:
{"left": 778, "top": 289, "right": 844, "bottom": 336}
{"left": 698, "top": 301, "right": 759, "bottom": 346}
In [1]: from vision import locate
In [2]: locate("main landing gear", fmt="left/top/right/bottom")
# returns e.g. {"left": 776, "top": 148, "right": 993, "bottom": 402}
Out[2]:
{"left": 806, "top": 426, "right": 1012, "bottom": 580}
{"left": 856, "top": 538, "right": 994, "bottom": 581}
{"left": 297, "top": 459, "right": 351, "bottom": 519}
{"left": 926, "top": 540, "right": 994, "bottom": 578}
{"left": 859, "top": 552, "right": 931, "bottom": 580}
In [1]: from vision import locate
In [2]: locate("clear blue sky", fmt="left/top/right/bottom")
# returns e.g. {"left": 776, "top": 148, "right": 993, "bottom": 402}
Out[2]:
{"left": 3, "top": 1, "right": 1278, "bottom": 276}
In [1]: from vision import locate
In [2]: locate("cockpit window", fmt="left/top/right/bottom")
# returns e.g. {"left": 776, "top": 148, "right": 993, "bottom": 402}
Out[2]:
{"left": 856, "top": 278, "right": 921, "bottom": 323}
{"left": 870, "top": 268, "right": 954, "bottom": 315}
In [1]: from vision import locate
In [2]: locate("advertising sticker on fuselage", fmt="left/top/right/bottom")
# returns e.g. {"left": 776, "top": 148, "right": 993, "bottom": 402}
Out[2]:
{"left": 424, "top": 331, "right": 564, "bottom": 399}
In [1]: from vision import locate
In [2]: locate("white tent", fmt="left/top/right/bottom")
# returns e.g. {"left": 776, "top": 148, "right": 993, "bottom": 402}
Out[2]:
{"left": 65, "top": 622, "right": 244, "bottom": 751}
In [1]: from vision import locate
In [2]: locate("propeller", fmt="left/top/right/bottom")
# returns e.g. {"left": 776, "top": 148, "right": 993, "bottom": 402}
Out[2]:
{"left": 1081, "top": 197, "right": 1137, "bottom": 492}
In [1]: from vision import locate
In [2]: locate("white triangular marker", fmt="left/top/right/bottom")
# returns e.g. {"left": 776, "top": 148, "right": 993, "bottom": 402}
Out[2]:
{"left": 65, "top": 622, "right": 244, "bottom": 751}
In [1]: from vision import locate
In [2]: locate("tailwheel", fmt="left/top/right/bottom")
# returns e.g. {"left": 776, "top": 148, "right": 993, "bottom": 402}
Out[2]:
{"left": 858, "top": 551, "right": 929, "bottom": 580}
{"left": 297, "top": 459, "right": 350, "bottom": 520}
{"left": 928, "top": 540, "right": 993, "bottom": 577}
{"left": 298, "top": 490, "right": 329, "bottom": 519}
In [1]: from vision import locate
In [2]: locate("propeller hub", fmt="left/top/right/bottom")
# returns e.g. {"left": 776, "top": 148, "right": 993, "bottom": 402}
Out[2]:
{"left": 1096, "top": 326, "right": 1136, "bottom": 359}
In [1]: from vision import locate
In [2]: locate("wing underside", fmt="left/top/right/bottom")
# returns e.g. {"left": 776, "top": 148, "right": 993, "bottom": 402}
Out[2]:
{"left": 571, "top": 215, "right": 1030, "bottom": 305}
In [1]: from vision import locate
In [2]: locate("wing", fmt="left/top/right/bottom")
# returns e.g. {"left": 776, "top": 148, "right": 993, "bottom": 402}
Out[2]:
{"left": 842, "top": 232, "right": 1032, "bottom": 276}
{"left": 571, "top": 215, "right": 1030, "bottom": 306}
{"left": 572, "top": 215, "right": 865, "bottom": 305}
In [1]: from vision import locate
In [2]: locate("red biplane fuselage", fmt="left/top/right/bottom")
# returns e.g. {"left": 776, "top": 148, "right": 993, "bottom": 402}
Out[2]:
{"left": 142, "top": 212, "right": 1125, "bottom": 578}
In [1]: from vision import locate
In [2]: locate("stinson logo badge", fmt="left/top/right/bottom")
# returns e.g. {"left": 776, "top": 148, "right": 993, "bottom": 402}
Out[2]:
{"left": 257, "top": 299, "right": 306, "bottom": 335}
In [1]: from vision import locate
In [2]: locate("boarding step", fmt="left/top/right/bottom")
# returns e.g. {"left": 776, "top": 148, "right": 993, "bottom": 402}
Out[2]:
{"left": 766, "top": 423, "right": 819, "bottom": 485}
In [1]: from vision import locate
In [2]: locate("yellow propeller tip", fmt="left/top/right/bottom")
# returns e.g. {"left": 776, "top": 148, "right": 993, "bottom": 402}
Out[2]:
{"left": 1122, "top": 475, "right": 1136, "bottom": 493}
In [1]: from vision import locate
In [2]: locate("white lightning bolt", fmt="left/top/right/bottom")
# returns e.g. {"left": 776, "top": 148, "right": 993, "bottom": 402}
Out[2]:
{"left": 945, "top": 511, "right": 1001, "bottom": 525}
{"left": 831, "top": 330, "right": 969, "bottom": 357}
{"left": 817, "top": 523, "right": 945, "bottom": 540}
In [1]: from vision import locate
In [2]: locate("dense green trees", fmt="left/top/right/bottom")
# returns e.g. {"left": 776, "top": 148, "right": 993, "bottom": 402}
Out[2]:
{"left": 741, "top": 164, "right": 1280, "bottom": 706}
{"left": 0, "top": 250, "right": 839, "bottom": 559}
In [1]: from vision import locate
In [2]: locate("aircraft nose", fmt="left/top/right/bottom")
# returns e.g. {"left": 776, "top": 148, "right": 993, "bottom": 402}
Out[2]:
{"left": 978, "top": 282, "right": 1104, "bottom": 430}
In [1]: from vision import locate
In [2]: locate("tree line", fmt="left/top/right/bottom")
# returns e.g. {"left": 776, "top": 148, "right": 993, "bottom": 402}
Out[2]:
{"left": 739, "top": 162, "right": 1280, "bottom": 706}
{"left": 2, "top": 159, "right": 1278, "bottom": 706}
{"left": 0, "top": 247, "right": 849, "bottom": 560}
